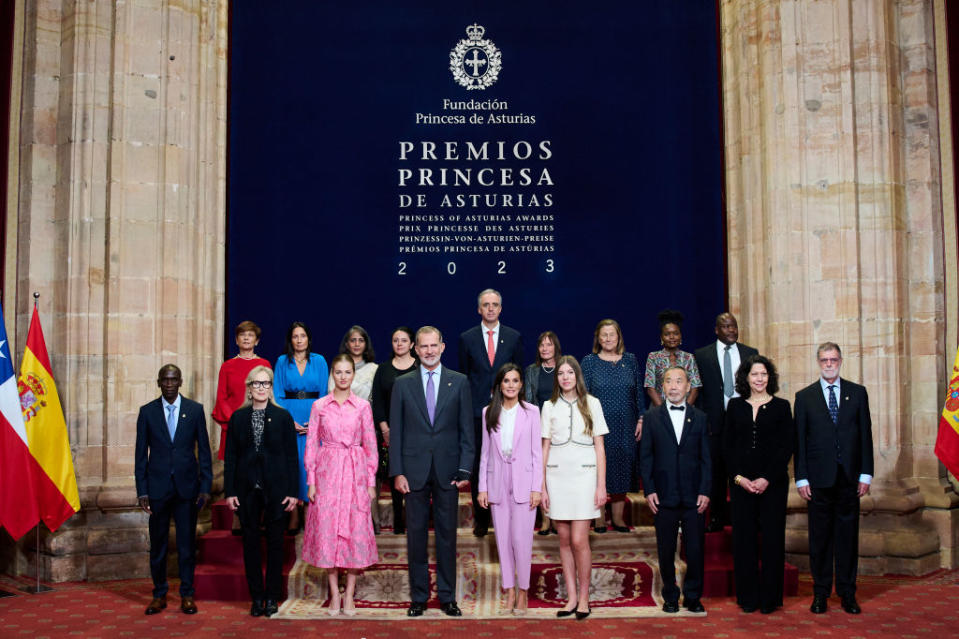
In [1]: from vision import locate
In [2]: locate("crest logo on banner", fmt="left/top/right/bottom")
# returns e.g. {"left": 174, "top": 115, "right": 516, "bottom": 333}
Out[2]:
{"left": 450, "top": 24, "right": 501, "bottom": 90}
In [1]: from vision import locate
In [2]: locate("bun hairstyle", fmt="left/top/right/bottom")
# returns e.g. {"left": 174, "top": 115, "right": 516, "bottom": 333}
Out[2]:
{"left": 657, "top": 309, "right": 684, "bottom": 329}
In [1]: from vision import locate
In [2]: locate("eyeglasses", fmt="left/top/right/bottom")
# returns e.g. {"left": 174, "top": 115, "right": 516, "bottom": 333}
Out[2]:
{"left": 249, "top": 380, "right": 272, "bottom": 389}
{"left": 818, "top": 358, "right": 841, "bottom": 365}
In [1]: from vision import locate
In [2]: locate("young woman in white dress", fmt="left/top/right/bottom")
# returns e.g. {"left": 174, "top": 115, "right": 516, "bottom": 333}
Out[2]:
{"left": 541, "top": 356, "right": 608, "bottom": 620}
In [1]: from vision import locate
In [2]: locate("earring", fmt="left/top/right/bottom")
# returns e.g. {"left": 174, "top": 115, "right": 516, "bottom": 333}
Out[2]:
{"left": 247, "top": 392, "right": 252, "bottom": 400}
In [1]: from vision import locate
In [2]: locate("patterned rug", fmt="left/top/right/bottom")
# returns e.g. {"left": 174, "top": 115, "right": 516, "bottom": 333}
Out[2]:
{"left": 274, "top": 528, "right": 701, "bottom": 619}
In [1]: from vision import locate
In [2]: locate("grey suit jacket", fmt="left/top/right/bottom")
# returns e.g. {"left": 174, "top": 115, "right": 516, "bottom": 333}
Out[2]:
{"left": 388, "top": 366, "right": 475, "bottom": 491}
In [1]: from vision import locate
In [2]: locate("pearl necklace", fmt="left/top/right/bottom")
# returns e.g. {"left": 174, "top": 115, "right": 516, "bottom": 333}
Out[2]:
{"left": 541, "top": 363, "right": 555, "bottom": 373}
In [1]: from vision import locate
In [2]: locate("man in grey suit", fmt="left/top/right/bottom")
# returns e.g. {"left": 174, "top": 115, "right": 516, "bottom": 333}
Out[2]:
{"left": 390, "top": 326, "right": 474, "bottom": 617}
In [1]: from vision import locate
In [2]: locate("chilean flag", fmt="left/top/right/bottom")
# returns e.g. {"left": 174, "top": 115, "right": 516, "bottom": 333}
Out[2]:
{"left": 0, "top": 303, "right": 40, "bottom": 539}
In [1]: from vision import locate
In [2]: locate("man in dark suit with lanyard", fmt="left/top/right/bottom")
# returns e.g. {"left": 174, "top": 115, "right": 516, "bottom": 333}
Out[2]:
{"left": 794, "top": 342, "right": 873, "bottom": 615}
{"left": 135, "top": 364, "right": 212, "bottom": 615}
{"left": 390, "top": 326, "right": 475, "bottom": 617}
{"left": 458, "top": 288, "right": 523, "bottom": 536}
{"left": 639, "top": 366, "right": 711, "bottom": 614}
{"left": 694, "top": 312, "right": 758, "bottom": 531}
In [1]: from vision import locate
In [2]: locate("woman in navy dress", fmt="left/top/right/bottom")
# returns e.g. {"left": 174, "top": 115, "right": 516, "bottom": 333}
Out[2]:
{"left": 273, "top": 321, "right": 329, "bottom": 533}
{"left": 581, "top": 319, "right": 644, "bottom": 532}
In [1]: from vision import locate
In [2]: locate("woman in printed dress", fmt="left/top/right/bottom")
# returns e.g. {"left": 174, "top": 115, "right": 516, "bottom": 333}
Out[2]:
{"left": 644, "top": 309, "right": 702, "bottom": 406}
{"left": 303, "top": 354, "right": 379, "bottom": 616}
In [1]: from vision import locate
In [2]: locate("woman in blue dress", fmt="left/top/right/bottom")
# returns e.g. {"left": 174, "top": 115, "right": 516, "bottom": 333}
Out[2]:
{"left": 273, "top": 321, "right": 329, "bottom": 534}
{"left": 581, "top": 319, "right": 644, "bottom": 533}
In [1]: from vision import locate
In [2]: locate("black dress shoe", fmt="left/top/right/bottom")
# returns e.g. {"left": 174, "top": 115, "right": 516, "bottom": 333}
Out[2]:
{"left": 473, "top": 527, "right": 488, "bottom": 537}
{"left": 393, "top": 527, "right": 406, "bottom": 535}
{"left": 180, "top": 596, "right": 198, "bottom": 614}
{"left": 537, "top": 529, "right": 550, "bottom": 536}
{"left": 740, "top": 604, "right": 757, "bottom": 613}
{"left": 556, "top": 607, "right": 576, "bottom": 618}
{"left": 760, "top": 605, "right": 776, "bottom": 614}
{"left": 250, "top": 600, "right": 265, "bottom": 617}
{"left": 575, "top": 607, "right": 591, "bottom": 620}
{"left": 593, "top": 526, "right": 607, "bottom": 534}
{"left": 145, "top": 596, "right": 167, "bottom": 615}
{"left": 264, "top": 599, "right": 279, "bottom": 617}
{"left": 407, "top": 601, "right": 427, "bottom": 617}
{"left": 810, "top": 595, "right": 828, "bottom": 614}
{"left": 440, "top": 601, "right": 462, "bottom": 616}
{"left": 684, "top": 598, "right": 705, "bottom": 613}
{"left": 611, "top": 525, "right": 630, "bottom": 533}
{"left": 840, "top": 596, "right": 861, "bottom": 614}
{"left": 662, "top": 601, "right": 679, "bottom": 613}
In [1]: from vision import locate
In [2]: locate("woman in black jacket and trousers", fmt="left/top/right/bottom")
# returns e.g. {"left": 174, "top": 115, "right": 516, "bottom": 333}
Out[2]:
{"left": 723, "top": 354, "right": 794, "bottom": 615}
{"left": 224, "top": 365, "right": 299, "bottom": 618}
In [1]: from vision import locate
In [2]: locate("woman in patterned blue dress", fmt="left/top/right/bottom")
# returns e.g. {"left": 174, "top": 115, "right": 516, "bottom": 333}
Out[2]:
{"left": 581, "top": 319, "right": 644, "bottom": 532}
{"left": 273, "top": 321, "right": 329, "bottom": 533}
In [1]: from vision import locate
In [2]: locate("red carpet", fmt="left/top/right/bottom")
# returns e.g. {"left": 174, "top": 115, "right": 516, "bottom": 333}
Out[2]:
{"left": 1, "top": 569, "right": 957, "bottom": 637}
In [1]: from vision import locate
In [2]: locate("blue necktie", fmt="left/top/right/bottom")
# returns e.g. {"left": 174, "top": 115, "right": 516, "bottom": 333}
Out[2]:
{"left": 167, "top": 405, "right": 177, "bottom": 441}
{"left": 828, "top": 385, "right": 841, "bottom": 463}
{"left": 426, "top": 372, "right": 436, "bottom": 424}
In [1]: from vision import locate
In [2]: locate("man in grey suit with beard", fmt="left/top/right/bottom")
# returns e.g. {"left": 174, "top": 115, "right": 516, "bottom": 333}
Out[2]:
{"left": 390, "top": 326, "right": 474, "bottom": 617}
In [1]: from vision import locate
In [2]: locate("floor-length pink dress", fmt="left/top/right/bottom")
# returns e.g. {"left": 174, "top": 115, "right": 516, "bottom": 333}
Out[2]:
{"left": 301, "top": 392, "right": 378, "bottom": 569}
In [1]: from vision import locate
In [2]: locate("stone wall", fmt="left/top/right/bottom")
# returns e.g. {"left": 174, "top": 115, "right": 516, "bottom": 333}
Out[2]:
{"left": 2, "top": 0, "right": 227, "bottom": 580}
{"left": 721, "top": 0, "right": 959, "bottom": 572}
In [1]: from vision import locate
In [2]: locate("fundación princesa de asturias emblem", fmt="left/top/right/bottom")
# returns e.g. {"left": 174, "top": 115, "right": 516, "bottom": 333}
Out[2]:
{"left": 450, "top": 23, "right": 501, "bottom": 90}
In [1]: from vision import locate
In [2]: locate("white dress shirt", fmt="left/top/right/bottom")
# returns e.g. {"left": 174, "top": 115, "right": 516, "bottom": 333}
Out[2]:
{"left": 716, "top": 340, "right": 742, "bottom": 408}
{"left": 666, "top": 400, "right": 686, "bottom": 444}
{"left": 499, "top": 403, "right": 518, "bottom": 457}
{"left": 482, "top": 322, "right": 500, "bottom": 359}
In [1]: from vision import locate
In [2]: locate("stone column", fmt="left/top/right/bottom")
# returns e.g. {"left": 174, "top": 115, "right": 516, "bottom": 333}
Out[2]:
{"left": 6, "top": 0, "right": 227, "bottom": 580}
{"left": 721, "top": 0, "right": 958, "bottom": 573}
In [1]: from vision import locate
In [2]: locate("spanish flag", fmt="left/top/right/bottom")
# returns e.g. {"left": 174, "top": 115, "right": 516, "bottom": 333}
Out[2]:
{"left": 18, "top": 307, "right": 79, "bottom": 531}
{"left": 935, "top": 345, "right": 959, "bottom": 479}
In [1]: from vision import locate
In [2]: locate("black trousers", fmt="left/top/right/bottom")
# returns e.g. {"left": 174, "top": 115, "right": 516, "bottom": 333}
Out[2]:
{"left": 470, "top": 417, "right": 491, "bottom": 532}
{"left": 405, "top": 462, "right": 459, "bottom": 604}
{"left": 730, "top": 479, "right": 787, "bottom": 608}
{"left": 808, "top": 470, "right": 860, "bottom": 597}
{"left": 148, "top": 493, "right": 198, "bottom": 598}
{"left": 708, "top": 433, "right": 729, "bottom": 526}
{"left": 391, "top": 484, "right": 406, "bottom": 532}
{"left": 654, "top": 504, "right": 705, "bottom": 603}
{"left": 237, "top": 488, "right": 288, "bottom": 601}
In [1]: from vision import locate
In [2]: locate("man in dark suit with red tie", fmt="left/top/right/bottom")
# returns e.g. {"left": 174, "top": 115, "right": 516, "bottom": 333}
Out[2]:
{"left": 794, "top": 342, "right": 873, "bottom": 615}
{"left": 694, "top": 312, "right": 758, "bottom": 531}
{"left": 639, "top": 366, "right": 711, "bottom": 614}
{"left": 458, "top": 288, "right": 523, "bottom": 536}
{"left": 135, "top": 364, "right": 212, "bottom": 615}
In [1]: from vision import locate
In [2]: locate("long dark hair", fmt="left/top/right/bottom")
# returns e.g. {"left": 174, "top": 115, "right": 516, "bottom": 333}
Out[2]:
{"left": 284, "top": 321, "right": 312, "bottom": 362}
{"left": 391, "top": 326, "right": 418, "bottom": 361}
{"left": 485, "top": 363, "right": 527, "bottom": 434}
{"left": 339, "top": 325, "right": 375, "bottom": 363}
{"left": 549, "top": 355, "right": 595, "bottom": 436}
{"left": 734, "top": 354, "right": 780, "bottom": 396}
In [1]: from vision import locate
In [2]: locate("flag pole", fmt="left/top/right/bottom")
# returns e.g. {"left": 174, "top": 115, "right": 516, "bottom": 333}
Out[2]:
{"left": 19, "top": 293, "right": 53, "bottom": 595}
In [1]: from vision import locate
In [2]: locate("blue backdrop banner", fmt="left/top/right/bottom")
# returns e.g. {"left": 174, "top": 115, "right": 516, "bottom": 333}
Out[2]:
{"left": 228, "top": 0, "right": 725, "bottom": 373}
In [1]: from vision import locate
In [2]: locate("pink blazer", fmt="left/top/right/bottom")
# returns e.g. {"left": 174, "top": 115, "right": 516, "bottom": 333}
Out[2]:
{"left": 477, "top": 402, "right": 543, "bottom": 504}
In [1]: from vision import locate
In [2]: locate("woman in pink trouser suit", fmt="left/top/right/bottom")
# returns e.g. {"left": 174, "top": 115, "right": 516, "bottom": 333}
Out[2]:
{"left": 478, "top": 363, "right": 544, "bottom": 615}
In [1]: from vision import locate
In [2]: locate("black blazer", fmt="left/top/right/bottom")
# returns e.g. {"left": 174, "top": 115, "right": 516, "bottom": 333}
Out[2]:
{"left": 388, "top": 366, "right": 475, "bottom": 491}
{"left": 134, "top": 396, "right": 212, "bottom": 501}
{"left": 693, "top": 341, "right": 758, "bottom": 436}
{"left": 639, "top": 403, "right": 711, "bottom": 509}
{"left": 458, "top": 324, "right": 524, "bottom": 418}
{"left": 722, "top": 396, "right": 794, "bottom": 484}
{"left": 794, "top": 378, "right": 874, "bottom": 488}
{"left": 223, "top": 404, "right": 299, "bottom": 505}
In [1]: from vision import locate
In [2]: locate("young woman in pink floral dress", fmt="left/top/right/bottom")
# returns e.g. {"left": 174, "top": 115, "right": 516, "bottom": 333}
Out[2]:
{"left": 302, "top": 354, "right": 379, "bottom": 615}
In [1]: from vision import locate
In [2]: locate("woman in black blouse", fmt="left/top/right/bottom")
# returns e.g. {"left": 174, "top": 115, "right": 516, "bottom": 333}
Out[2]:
{"left": 723, "top": 354, "right": 794, "bottom": 615}
{"left": 524, "top": 331, "right": 561, "bottom": 536}
{"left": 369, "top": 326, "right": 418, "bottom": 534}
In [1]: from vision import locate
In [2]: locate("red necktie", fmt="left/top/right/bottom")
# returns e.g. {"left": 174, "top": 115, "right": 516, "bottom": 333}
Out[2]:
{"left": 487, "top": 330, "right": 495, "bottom": 366}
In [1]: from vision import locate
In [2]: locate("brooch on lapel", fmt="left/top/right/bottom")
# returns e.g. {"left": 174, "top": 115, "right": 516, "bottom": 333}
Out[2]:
{"left": 845, "top": 397, "right": 850, "bottom": 401}
{"left": 686, "top": 417, "right": 692, "bottom": 423}
{"left": 448, "top": 382, "right": 452, "bottom": 387}
{"left": 182, "top": 414, "right": 186, "bottom": 419}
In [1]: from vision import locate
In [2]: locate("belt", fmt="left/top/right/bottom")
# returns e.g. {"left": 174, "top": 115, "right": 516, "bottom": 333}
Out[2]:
{"left": 284, "top": 391, "right": 320, "bottom": 400}
{"left": 323, "top": 441, "right": 360, "bottom": 449}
